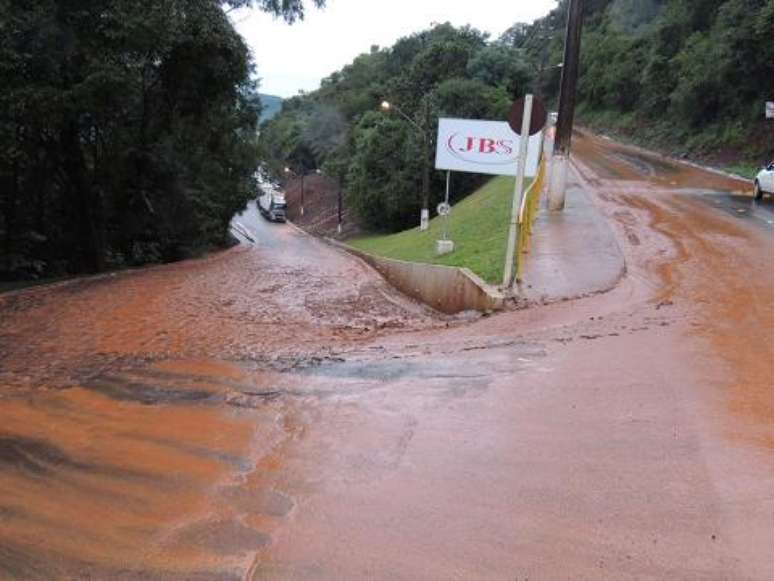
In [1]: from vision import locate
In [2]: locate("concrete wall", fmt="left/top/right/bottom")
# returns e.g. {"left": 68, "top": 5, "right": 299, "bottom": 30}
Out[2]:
{"left": 331, "top": 242, "right": 504, "bottom": 315}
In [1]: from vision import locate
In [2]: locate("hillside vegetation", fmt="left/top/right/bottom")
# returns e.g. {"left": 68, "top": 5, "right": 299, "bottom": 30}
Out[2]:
{"left": 349, "top": 176, "right": 517, "bottom": 284}
{"left": 259, "top": 24, "right": 532, "bottom": 233}
{"left": 0, "top": 0, "right": 322, "bottom": 282}
{"left": 516, "top": 0, "right": 774, "bottom": 164}
{"left": 263, "top": 2, "right": 773, "bottom": 240}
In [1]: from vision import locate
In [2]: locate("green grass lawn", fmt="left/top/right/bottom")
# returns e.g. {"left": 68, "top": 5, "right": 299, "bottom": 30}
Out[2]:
{"left": 348, "top": 176, "right": 520, "bottom": 285}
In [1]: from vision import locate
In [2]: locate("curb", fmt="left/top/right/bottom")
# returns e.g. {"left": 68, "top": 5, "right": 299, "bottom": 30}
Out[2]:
{"left": 325, "top": 239, "right": 505, "bottom": 315}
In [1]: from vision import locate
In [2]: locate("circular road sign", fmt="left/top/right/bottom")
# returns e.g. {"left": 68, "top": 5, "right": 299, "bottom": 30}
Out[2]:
{"left": 508, "top": 96, "right": 548, "bottom": 136}
{"left": 437, "top": 202, "right": 451, "bottom": 217}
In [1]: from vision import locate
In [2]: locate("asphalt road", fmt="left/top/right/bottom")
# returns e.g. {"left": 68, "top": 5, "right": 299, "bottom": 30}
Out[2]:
{"left": 699, "top": 192, "right": 774, "bottom": 230}
{"left": 0, "top": 136, "right": 773, "bottom": 580}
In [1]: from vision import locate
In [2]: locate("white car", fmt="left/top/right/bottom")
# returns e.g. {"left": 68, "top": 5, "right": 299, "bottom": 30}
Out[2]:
{"left": 754, "top": 161, "right": 774, "bottom": 201}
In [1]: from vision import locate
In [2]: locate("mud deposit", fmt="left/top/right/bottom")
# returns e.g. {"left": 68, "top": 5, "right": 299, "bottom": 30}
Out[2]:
{"left": 1, "top": 146, "right": 774, "bottom": 580}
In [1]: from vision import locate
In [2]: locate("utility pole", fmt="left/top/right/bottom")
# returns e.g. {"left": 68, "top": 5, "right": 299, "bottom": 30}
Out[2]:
{"left": 548, "top": 0, "right": 585, "bottom": 211}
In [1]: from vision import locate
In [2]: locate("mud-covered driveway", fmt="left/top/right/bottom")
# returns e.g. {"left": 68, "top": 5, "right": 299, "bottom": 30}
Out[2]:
{"left": 0, "top": 203, "right": 441, "bottom": 579}
{"left": 1, "top": 140, "right": 774, "bottom": 580}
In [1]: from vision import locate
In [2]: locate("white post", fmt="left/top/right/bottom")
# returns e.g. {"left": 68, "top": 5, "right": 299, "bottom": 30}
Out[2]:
{"left": 548, "top": 153, "right": 568, "bottom": 211}
{"left": 420, "top": 208, "right": 429, "bottom": 231}
{"left": 502, "top": 95, "right": 534, "bottom": 290}
{"left": 435, "top": 171, "right": 455, "bottom": 255}
{"left": 443, "top": 171, "right": 451, "bottom": 241}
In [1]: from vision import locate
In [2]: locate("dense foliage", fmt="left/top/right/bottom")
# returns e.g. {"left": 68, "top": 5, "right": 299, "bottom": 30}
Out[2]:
{"left": 259, "top": 24, "right": 530, "bottom": 232}
{"left": 262, "top": 1, "right": 774, "bottom": 237}
{"left": 0, "top": 0, "right": 321, "bottom": 281}
{"left": 514, "top": 0, "right": 774, "bottom": 161}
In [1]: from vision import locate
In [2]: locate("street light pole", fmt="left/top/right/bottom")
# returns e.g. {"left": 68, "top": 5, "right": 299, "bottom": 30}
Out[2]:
{"left": 381, "top": 100, "right": 431, "bottom": 231}
{"left": 421, "top": 99, "right": 431, "bottom": 231}
{"left": 532, "top": 61, "right": 562, "bottom": 104}
{"left": 284, "top": 166, "right": 320, "bottom": 218}
{"left": 300, "top": 173, "right": 305, "bottom": 216}
{"left": 337, "top": 178, "right": 343, "bottom": 235}
{"left": 549, "top": 0, "right": 585, "bottom": 211}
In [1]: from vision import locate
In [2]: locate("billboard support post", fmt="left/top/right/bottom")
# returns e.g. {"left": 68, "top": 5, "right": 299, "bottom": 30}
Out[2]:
{"left": 443, "top": 171, "right": 451, "bottom": 241}
{"left": 503, "top": 95, "right": 534, "bottom": 291}
{"left": 435, "top": 171, "right": 454, "bottom": 255}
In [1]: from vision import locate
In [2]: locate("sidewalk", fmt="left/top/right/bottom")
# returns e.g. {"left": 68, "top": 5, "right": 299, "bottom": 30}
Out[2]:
{"left": 518, "top": 166, "right": 626, "bottom": 304}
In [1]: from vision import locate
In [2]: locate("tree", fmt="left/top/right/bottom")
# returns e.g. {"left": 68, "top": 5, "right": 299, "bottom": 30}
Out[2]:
{"left": 259, "top": 22, "right": 541, "bottom": 233}
{"left": 467, "top": 45, "right": 532, "bottom": 97}
{"left": 505, "top": 0, "right": 774, "bottom": 162}
{"left": 0, "top": 0, "right": 324, "bottom": 279}
{"left": 346, "top": 112, "right": 423, "bottom": 230}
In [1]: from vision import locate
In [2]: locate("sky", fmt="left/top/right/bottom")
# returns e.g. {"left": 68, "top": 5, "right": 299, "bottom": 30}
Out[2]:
{"left": 232, "top": 0, "right": 558, "bottom": 98}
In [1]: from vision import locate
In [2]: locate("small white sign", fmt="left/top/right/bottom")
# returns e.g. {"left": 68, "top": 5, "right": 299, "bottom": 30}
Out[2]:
{"left": 435, "top": 118, "right": 541, "bottom": 177}
{"left": 767, "top": 102, "right": 774, "bottom": 119}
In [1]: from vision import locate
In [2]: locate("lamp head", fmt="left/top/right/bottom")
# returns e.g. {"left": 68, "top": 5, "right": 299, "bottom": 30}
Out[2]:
{"left": 380, "top": 100, "right": 391, "bottom": 111}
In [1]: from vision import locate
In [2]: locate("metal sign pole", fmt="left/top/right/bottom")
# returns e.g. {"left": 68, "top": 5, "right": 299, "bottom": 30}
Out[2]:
{"left": 503, "top": 94, "right": 534, "bottom": 290}
{"left": 443, "top": 171, "right": 451, "bottom": 241}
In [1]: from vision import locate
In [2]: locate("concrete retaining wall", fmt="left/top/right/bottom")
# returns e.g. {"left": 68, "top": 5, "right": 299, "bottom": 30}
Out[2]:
{"left": 330, "top": 241, "right": 504, "bottom": 314}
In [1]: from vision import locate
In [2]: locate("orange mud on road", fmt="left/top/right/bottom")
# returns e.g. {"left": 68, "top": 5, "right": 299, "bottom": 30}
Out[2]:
{"left": 1, "top": 138, "right": 773, "bottom": 579}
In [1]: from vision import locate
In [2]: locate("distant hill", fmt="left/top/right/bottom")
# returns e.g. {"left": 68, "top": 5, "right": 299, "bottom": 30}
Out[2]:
{"left": 259, "top": 94, "right": 283, "bottom": 123}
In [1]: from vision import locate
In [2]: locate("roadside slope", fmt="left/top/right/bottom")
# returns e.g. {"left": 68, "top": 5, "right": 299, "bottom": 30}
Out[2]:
{"left": 349, "top": 176, "right": 515, "bottom": 284}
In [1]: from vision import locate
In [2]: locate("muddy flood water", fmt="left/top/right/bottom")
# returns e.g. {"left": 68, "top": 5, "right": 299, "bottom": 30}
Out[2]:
{"left": 2, "top": 135, "right": 774, "bottom": 580}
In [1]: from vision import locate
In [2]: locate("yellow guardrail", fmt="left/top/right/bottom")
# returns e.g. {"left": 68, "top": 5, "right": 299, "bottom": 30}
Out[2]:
{"left": 516, "top": 155, "right": 547, "bottom": 280}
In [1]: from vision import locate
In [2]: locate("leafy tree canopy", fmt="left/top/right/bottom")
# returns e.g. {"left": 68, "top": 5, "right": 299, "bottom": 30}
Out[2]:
{"left": 517, "top": 0, "right": 774, "bottom": 159}
{"left": 0, "top": 0, "right": 323, "bottom": 280}
{"left": 260, "top": 22, "right": 532, "bottom": 231}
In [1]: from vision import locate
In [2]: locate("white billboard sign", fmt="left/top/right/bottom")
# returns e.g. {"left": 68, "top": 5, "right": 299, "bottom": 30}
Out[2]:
{"left": 767, "top": 101, "right": 774, "bottom": 119}
{"left": 435, "top": 118, "right": 541, "bottom": 177}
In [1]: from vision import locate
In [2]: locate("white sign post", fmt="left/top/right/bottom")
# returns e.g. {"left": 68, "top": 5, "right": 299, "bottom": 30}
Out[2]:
{"left": 766, "top": 102, "right": 774, "bottom": 119}
{"left": 436, "top": 171, "right": 454, "bottom": 255}
{"left": 502, "top": 95, "right": 534, "bottom": 290}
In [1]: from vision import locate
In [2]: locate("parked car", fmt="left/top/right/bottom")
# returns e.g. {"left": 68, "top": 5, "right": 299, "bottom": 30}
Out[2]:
{"left": 258, "top": 189, "right": 287, "bottom": 222}
{"left": 754, "top": 161, "right": 774, "bottom": 201}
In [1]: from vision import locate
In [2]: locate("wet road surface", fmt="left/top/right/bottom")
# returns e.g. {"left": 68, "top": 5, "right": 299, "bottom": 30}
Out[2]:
{"left": 0, "top": 204, "right": 440, "bottom": 579}
{"left": 699, "top": 193, "right": 774, "bottom": 230}
{"left": 1, "top": 139, "right": 774, "bottom": 579}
